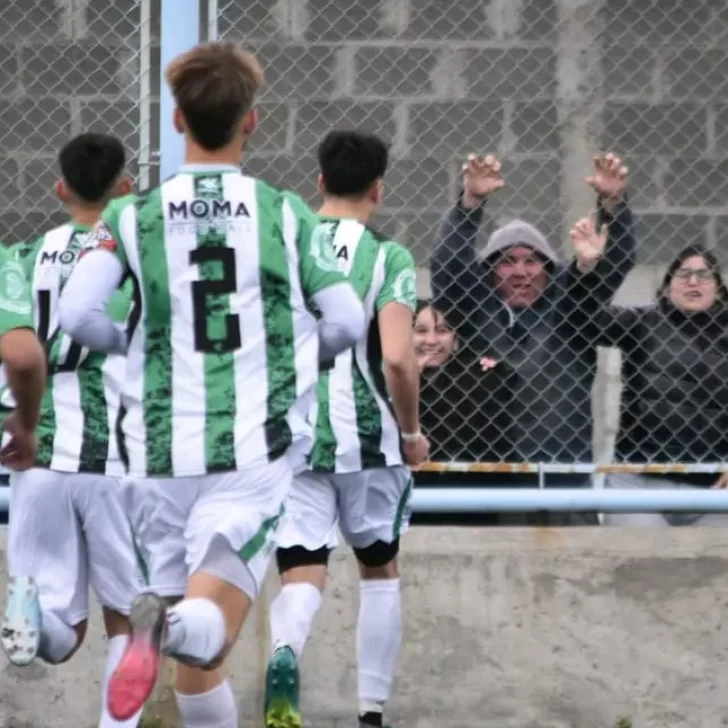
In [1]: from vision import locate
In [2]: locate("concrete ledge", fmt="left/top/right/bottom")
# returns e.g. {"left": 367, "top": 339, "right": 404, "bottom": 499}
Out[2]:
{"left": 2, "top": 527, "right": 728, "bottom": 727}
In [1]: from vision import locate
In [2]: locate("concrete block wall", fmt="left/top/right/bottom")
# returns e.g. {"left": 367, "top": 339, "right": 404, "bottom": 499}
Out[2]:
{"left": 219, "top": 0, "right": 728, "bottom": 267}
{"left": 2, "top": 0, "right": 728, "bottom": 460}
{"left": 0, "top": 0, "right": 157, "bottom": 242}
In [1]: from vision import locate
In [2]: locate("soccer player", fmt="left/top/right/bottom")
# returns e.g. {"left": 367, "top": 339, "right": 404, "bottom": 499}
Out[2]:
{"left": 263, "top": 130, "right": 429, "bottom": 728}
{"left": 0, "top": 133, "right": 145, "bottom": 728}
{"left": 58, "top": 43, "right": 365, "bottom": 728}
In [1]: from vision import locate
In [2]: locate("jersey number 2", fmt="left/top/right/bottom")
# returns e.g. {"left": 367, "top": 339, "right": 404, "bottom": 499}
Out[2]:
{"left": 189, "top": 247, "right": 242, "bottom": 354}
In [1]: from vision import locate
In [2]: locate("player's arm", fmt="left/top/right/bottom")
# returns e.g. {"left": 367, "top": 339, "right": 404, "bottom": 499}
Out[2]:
{"left": 377, "top": 245, "right": 429, "bottom": 464}
{"left": 287, "top": 194, "right": 365, "bottom": 360}
{"left": 58, "top": 203, "right": 129, "bottom": 354}
{"left": 0, "top": 259, "right": 45, "bottom": 433}
{"left": 312, "top": 285, "right": 365, "bottom": 362}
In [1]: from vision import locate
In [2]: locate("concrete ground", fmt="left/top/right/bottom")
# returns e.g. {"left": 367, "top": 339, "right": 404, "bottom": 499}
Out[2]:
{"left": 1, "top": 526, "right": 727, "bottom": 727}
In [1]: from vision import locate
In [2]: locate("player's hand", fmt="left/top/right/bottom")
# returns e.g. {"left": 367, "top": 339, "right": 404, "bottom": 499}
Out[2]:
{"left": 585, "top": 152, "right": 628, "bottom": 213}
{"left": 461, "top": 154, "right": 505, "bottom": 210}
{"left": 0, "top": 412, "right": 37, "bottom": 471}
{"left": 569, "top": 213, "right": 608, "bottom": 273}
{"left": 403, "top": 433, "right": 430, "bottom": 466}
{"left": 712, "top": 472, "right": 728, "bottom": 489}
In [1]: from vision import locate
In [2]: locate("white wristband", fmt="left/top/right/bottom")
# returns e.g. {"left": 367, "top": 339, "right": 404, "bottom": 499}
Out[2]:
{"left": 401, "top": 431, "right": 422, "bottom": 443}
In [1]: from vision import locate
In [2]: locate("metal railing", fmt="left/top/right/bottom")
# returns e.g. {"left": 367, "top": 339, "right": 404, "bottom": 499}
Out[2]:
{"left": 1, "top": 461, "right": 726, "bottom": 514}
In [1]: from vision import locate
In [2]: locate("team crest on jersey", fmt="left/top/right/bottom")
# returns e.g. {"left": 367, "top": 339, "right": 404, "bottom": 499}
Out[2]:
{"left": 310, "top": 223, "right": 342, "bottom": 273}
{"left": 392, "top": 267, "right": 417, "bottom": 308}
{"left": 0, "top": 262, "right": 31, "bottom": 315}
{"left": 89, "top": 222, "right": 118, "bottom": 253}
{"left": 197, "top": 177, "right": 221, "bottom": 194}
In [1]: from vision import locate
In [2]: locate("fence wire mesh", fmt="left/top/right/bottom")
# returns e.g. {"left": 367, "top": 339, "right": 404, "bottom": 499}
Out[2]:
{"left": 215, "top": 0, "right": 728, "bottom": 473}
{"left": 0, "top": 0, "right": 159, "bottom": 245}
{"left": 1, "top": 0, "right": 727, "bottom": 475}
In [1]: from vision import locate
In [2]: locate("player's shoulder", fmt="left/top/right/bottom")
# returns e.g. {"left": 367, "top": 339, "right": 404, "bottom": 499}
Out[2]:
{"left": 11, "top": 223, "right": 73, "bottom": 265}
{"left": 106, "top": 191, "right": 141, "bottom": 216}
{"left": 366, "top": 229, "right": 413, "bottom": 265}
{"left": 0, "top": 247, "right": 32, "bottom": 295}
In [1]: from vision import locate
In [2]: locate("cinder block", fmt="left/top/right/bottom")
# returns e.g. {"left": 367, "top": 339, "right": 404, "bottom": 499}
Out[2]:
{"left": 0, "top": 99, "right": 72, "bottom": 153}
{"left": 406, "top": 101, "right": 504, "bottom": 161}
{"left": 353, "top": 47, "right": 438, "bottom": 98}
{"left": 603, "top": 102, "right": 707, "bottom": 156}
{"left": 22, "top": 43, "right": 125, "bottom": 96}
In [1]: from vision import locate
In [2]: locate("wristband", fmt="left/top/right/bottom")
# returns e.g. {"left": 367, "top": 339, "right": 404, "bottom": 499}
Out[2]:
{"left": 401, "top": 431, "right": 422, "bottom": 443}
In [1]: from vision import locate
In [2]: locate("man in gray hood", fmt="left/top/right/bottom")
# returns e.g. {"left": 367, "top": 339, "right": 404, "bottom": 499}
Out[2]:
{"left": 429, "top": 153, "right": 636, "bottom": 504}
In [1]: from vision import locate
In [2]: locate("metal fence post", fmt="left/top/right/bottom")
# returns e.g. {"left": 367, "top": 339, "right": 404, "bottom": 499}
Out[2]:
{"left": 159, "top": 0, "right": 201, "bottom": 180}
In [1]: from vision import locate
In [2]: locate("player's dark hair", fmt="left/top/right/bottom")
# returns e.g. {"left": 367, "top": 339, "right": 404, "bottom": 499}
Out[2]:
{"left": 318, "top": 130, "right": 389, "bottom": 198}
{"left": 166, "top": 42, "right": 263, "bottom": 151}
{"left": 58, "top": 133, "right": 126, "bottom": 204}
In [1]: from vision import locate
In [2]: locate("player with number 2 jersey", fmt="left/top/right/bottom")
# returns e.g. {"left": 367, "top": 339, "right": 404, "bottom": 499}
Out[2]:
{"left": 59, "top": 42, "right": 365, "bottom": 727}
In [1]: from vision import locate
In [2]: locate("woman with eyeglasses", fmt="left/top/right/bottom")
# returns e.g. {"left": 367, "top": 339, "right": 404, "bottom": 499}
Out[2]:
{"left": 572, "top": 234, "right": 728, "bottom": 525}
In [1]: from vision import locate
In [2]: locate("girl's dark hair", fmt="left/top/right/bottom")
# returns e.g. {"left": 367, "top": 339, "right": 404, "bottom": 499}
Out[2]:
{"left": 414, "top": 300, "right": 452, "bottom": 325}
{"left": 660, "top": 244, "right": 728, "bottom": 302}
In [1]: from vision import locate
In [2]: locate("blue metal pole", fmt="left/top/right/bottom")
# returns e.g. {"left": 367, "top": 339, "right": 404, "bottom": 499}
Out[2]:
{"left": 159, "top": 0, "right": 200, "bottom": 179}
{"left": 411, "top": 488, "right": 728, "bottom": 514}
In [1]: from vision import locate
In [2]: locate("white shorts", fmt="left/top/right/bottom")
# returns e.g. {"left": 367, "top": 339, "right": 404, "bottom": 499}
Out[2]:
{"left": 127, "top": 457, "right": 292, "bottom": 601}
{"left": 8, "top": 468, "right": 145, "bottom": 626}
{"left": 276, "top": 465, "right": 413, "bottom": 552}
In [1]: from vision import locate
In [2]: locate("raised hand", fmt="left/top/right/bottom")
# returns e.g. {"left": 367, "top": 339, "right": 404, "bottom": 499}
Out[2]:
{"left": 569, "top": 213, "right": 608, "bottom": 273}
{"left": 585, "top": 153, "right": 628, "bottom": 211}
{"left": 462, "top": 154, "right": 505, "bottom": 209}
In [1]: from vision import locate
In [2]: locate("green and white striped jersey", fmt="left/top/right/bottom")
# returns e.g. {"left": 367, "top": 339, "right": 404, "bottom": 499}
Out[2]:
{"left": 87, "top": 166, "right": 348, "bottom": 478}
{"left": 308, "top": 218, "right": 417, "bottom": 473}
{"left": 11, "top": 224, "right": 131, "bottom": 476}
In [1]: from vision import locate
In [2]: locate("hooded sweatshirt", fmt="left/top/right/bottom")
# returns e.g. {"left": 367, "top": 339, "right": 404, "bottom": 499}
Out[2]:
{"left": 430, "top": 195, "right": 636, "bottom": 477}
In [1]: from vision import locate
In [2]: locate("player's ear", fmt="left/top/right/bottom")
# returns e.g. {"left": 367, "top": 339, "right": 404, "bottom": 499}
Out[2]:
{"left": 173, "top": 107, "right": 185, "bottom": 134}
{"left": 317, "top": 173, "right": 326, "bottom": 194}
{"left": 55, "top": 179, "right": 70, "bottom": 204}
{"left": 242, "top": 108, "right": 258, "bottom": 136}
{"left": 115, "top": 174, "right": 133, "bottom": 197}
{"left": 370, "top": 178, "right": 384, "bottom": 205}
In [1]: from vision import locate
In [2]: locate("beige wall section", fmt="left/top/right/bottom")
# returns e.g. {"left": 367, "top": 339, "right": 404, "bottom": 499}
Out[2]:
{"left": 2, "top": 526, "right": 728, "bottom": 727}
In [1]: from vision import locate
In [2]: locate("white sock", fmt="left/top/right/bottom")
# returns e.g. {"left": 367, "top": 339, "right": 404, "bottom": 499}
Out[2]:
{"left": 269, "top": 582, "right": 322, "bottom": 660}
{"left": 98, "top": 635, "right": 143, "bottom": 727}
{"left": 176, "top": 680, "right": 238, "bottom": 728}
{"left": 162, "top": 598, "right": 226, "bottom": 665}
{"left": 356, "top": 578, "right": 401, "bottom": 706}
{"left": 37, "top": 609, "right": 77, "bottom": 664}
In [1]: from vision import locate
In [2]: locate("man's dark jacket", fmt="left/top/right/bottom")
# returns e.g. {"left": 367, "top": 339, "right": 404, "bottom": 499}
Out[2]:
{"left": 430, "top": 197, "right": 636, "bottom": 476}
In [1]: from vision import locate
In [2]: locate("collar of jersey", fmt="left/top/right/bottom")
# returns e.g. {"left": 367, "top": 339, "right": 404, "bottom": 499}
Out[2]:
{"left": 70, "top": 221, "right": 92, "bottom": 232}
{"left": 180, "top": 163, "right": 239, "bottom": 173}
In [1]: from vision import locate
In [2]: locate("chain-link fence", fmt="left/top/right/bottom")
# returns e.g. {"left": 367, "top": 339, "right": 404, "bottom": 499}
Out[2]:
{"left": 1, "top": 0, "right": 727, "bottom": 482}
{"left": 0, "top": 0, "right": 159, "bottom": 245}
{"left": 214, "top": 0, "right": 728, "bottom": 480}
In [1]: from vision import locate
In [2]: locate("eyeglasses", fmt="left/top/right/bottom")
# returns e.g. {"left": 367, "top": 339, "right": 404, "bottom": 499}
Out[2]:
{"left": 673, "top": 268, "right": 715, "bottom": 283}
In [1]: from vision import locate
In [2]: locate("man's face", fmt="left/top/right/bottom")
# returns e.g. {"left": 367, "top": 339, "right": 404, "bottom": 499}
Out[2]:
{"left": 493, "top": 245, "right": 548, "bottom": 308}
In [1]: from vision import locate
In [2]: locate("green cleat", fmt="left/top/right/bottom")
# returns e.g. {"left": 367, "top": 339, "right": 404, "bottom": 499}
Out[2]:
{"left": 264, "top": 645, "right": 302, "bottom": 728}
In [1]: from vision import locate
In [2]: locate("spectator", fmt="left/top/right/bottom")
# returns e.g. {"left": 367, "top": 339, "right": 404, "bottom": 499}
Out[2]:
{"left": 430, "top": 153, "right": 635, "bottom": 475}
{"left": 570, "top": 233, "right": 728, "bottom": 526}
{"left": 416, "top": 302, "right": 512, "bottom": 462}
{"left": 414, "top": 302, "right": 457, "bottom": 371}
